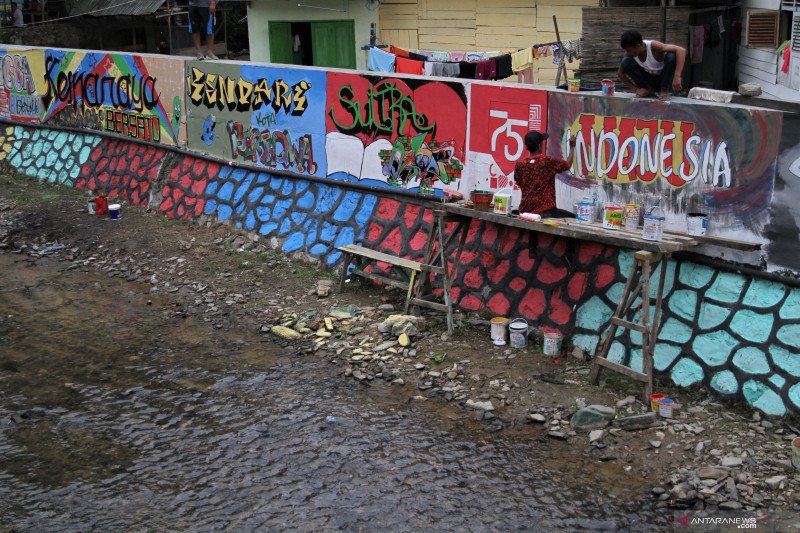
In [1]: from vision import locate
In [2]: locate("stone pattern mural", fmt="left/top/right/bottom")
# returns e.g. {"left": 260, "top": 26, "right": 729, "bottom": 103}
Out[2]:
{"left": 573, "top": 253, "right": 800, "bottom": 416}
{"left": 2, "top": 123, "right": 799, "bottom": 416}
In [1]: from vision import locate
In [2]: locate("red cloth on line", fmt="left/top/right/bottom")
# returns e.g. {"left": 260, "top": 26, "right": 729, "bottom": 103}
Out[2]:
{"left": 390, "top": 45, "right": 410, "bottom": 58}
{"left": 782, "top": 45, "right": 791, "bottom": 74}
{"left": 395, "top": 56, "right": 423, "bottom": 74}
{"left": 514, "top": 154, "right": 569, "bottom": 214}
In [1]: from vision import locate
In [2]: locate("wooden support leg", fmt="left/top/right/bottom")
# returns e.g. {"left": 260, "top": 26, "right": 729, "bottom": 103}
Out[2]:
{"left": 404, "top": 270, "right": 417, "bottom": 315}
{"left": 338, "top": 252, "right": 352, "bottom": 293}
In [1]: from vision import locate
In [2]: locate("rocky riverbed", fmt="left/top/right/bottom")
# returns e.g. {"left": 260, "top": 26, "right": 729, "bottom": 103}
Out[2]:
{"left": 1, "top": 175, "right": 799, "bottom": 527}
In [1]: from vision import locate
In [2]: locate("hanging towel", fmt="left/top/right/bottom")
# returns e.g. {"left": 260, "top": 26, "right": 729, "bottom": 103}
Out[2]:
{"left": 423, "top": 61, "right": 434, "bottom": 76}
{"left": 396, "top": 56, "right": 424, "bottom": 75}
{"left": 390, "top": 45, "right": 410, "bottom": 58}
{"left": 517, "top": 66, "right": 534, "bottom": 84}
{"left": 428, "top": 51, "right": 449, "bottom": 62}
{"left": 431, "top": 62, "right": 460, "bottom": 78}
{"left": 475, "top": 59, "right": 497, "bottom": 80}
{"left": 494, "top": 54, "right": 513, "bottom": 79}
{"left": 486, "top": 50, "right": 502, "bottom": 58}
{"left": 293, "top": 34, "right": 301, "bottom": 53}
{"left": 368, "top": 47, "right": 396, "bottom": 72}
{"left": 690, "top": 25, "right": 704, "bottom": 64}
{"left": 466, "top": 51, "right": 488, "bottom": 61}
{"left": 449, "top": 51, "right": 467, "bottom": 62}
{"left": 458, "top": 61, "right": 477, "bottom": 79}
{"left": 561, "top": 39, "right": 582, "bottom": 61}
{"left": 511, "top": 48, "right": 534, "bottom": 72}
{"left": 408, "top": 51, "right": 428, "bottom": 62}
{"left": 782, "top": 45, "right": 791, "bottom": 74}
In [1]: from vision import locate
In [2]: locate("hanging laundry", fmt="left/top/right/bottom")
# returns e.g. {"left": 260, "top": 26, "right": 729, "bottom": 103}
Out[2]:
{"left": 517, "top": 66, "right": 534, "bottom": 84}
{"left": 390, "top": 45, "right": 410, "bottom": 58}
{"left": 563, "top": 39, "right": 582, "bottom": 61}
{"left": 431, "top": 62, "right": 460, "bottom": 78}
{"left": 536, "top": 46, "right": 551, "bottom": 58}
{"left": 396, "top": 56, "right": 423, "bottom": 75}
{"left": 782, "top": 45, "right": 791, "bottom": 74}
{"left": 368, "top": 47, "right": 396, "bottom": 72}
{"left": 475, "top": 59, "right": 497, "bottom": 80}
{"left": 485, "top": 50, "right": 503, "bottom": 58}
{"left": 551, "top": 44, "right": 563, "bottom": 65}
{"left": 511, "top": 47, "right": 533, "bottom": 72}
{"left": 423, "top": 61, "right": 434, "bottom": 76}
{"left": 449, "top": 51, "right": 467, "bottom": 62}
{"left": 707, "top": 20, "right": 721, "bottom": 49}
{"left": 466, "top": 51, "right": 488, "bottom": 61}
{"left": 408, "top": 51, "right": 428, "bottom": 62}
{"left": 690, "top": 25, "right": 704, "bottom": 64}
{"left": 458, "top": 61, "right": 478, "bottom": 79}
{"left": 717, "top": 15, "right": 725, "bottom": 33}
{"left": 494, "top": 54, "right": 513, "bottom": 79}
{"left": 427, "top": 51, "right": 450, "bottom": 62}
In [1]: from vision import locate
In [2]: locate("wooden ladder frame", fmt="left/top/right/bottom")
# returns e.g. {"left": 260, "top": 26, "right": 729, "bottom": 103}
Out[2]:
{"left": 590, "top": 250, "right": 670, "bottom": 402}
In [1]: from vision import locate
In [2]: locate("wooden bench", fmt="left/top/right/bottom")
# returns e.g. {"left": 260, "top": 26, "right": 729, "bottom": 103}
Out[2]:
{"left": 337, "top": 244, "right": 444, "bottom": 314}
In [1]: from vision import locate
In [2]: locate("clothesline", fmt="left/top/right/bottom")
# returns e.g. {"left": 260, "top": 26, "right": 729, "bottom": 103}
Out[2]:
{"left": 368, "top": 40, "right": 582, "bottom": 81}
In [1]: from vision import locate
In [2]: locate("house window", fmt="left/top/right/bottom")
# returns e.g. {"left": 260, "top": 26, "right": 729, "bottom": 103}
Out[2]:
{"left": 746, "top": 10, "right": 779, "bottom": 47}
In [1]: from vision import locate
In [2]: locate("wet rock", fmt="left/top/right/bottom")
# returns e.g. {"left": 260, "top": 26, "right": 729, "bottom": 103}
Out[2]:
{"left": 616, "top": 396, "right": 636, "bottom": 408}
{"left": 570, "top": 405, "right": 616, "bottom": 432}
{"left": 614, "top": 412, "right": 657, "bottom": 431}
{"left": 589, "top": 429, "right": 605, "bottom": 443}
{"left": 765, "top": 475, "right": 787, "bottom": 490}
{"left": 721, "top": 456, "right": 742, "bottom": 467}
{"left": 466, "top": 399, "right": 494, "bottom": 412}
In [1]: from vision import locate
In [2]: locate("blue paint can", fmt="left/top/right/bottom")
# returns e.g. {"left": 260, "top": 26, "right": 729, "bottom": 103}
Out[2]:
{"left": 108, "top": 203, "right": 121, "bottom": 220}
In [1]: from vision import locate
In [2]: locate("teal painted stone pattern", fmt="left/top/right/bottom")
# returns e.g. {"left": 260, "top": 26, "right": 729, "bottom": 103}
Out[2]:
{"left": 706, "top": 272, "right": 745, "bottom": 304}
{"left": 743, "top": 279, "right": 786, "bottom": 308}
{"left": 671, "top": 358, "right": 704, "bottom": 386}
{"left": 711, "top": 370, "right": 738, "bottom": 395}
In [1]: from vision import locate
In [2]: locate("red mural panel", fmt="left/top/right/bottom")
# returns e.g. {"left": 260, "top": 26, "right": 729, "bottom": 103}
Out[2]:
{"left": 161, "top": 155, "right": 211, "bottom": 220}
{"left": 325, "top": 72, "right": 467, "bottom": 194}
{"left": 466, "top": 84, "right": 549, "bottom": 193}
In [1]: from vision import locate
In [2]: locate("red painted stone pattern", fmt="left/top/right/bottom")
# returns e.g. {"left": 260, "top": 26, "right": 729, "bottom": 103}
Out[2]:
{"left": 77, "top": 139, "right": 163, "bottom": 206}
{"left": 160, "top": 155, "right": 214, "bottom": 220}
{"left": 365, "top": 196, "right": 622, "bottom": 334}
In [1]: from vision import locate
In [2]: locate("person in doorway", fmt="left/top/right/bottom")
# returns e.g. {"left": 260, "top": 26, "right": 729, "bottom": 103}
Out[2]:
{"left": 514, "top": 131, "right": 576, "bottom": 218}
{"left": 12, "top": 2, "right": 23, "bottom": 27}
{"left": 188, "top": 0, "right": 217, "bottom": 60}
{"left": 618, "top": 29, "right": 686, "bottom": 100}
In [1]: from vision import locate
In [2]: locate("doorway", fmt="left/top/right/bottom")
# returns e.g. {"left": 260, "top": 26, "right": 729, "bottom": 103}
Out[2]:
{"left": 268, "top": 20, "right": 356, "bottom": 69}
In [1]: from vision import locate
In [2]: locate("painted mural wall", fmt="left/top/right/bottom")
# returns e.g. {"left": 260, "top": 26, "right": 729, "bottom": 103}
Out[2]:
{"left": 184, "top": 60, "right": 325, "bottom": 177}
{"left": 325, "top": 72, "right": 467, "bottom": 195}
{"left": 41, "top": 49, "right": 186, "bottom": 145}
{"left": 1, "top": 44, "right": 800, "bottom": 416}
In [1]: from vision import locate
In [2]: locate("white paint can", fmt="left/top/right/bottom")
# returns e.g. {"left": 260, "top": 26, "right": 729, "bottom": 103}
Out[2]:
{"left": 642, "top": 215, "right": 665, "bottom": 241}
{"left": 686, "top": 213, "right": 708, "bottom": 236}
{"left": 542, "top": 331, "right": 562, "bottom": 356}
{"left": 508, "top": 318, "right": 528, "bottom": 349}
{"left": 490, "top": 317, "right": 508, "bottom": 344}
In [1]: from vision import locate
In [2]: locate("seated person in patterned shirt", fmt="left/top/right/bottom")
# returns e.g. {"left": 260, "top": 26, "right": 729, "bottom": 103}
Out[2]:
{"left": 514, "top": 130, "right": 576, "bottom": 218}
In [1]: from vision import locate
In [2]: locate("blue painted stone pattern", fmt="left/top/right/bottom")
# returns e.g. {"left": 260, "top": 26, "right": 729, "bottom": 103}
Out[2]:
{"left": 203, "top": 166, "right": 378, "bottom": 266}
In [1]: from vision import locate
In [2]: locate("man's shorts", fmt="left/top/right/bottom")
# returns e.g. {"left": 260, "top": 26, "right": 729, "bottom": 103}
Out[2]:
{"left": 188, "top": 5, "right": 213, "bottom": 36}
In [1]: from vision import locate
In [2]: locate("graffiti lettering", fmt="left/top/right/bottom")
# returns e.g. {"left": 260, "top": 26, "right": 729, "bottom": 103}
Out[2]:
{"left": 378, "top": 133, "right": 462, "bottom": 188}
{"left": 103, "top": 110, "right": 161, "bottom": 142}
{"left": 0, "top": 54, "right": 35, "bottom": 95}
{"left": 226, "top": 121, "right": 317, "bottom": 174}
{"left": 10, "top": 94, "right": 40, "bottom": 117}
{"left": 328, "top": 81, "right": 436, "bottom": 139}
{"left": 568, "top": 113, "right": 731, "bottom": 188}
{"left": 188, "top": 68, "right": 311, "bottom": 116}
{"left": 254, "top": 112, "right": 277, "bottom": 128}
{"left": 43, "top": 55, "right": 159, "bottom": 113}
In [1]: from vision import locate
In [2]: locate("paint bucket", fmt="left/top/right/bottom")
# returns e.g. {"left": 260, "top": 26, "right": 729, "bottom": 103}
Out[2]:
{"left": 568, "top": 78, "right": 580, "bottom": 92}
{"left": 492, "top": 188, "right": 513, "bottom": 216}
{"left": 658, "top": 398, "right": 675, "bottom": 418}
{"left": 576, "top": 202, "right": 595, "bottom": 224}
{"left": 87, "top": 200, "right": 96, "bottom": 215}
{"left": 686, "top": 212, "right": 708, "bottom": 236}
{"left": 601, "top": 79, "right": 616, "bottom": 96}
{"left": 792, "top": 437, "right": 800, "bottom": 471}
{"left": 108, "top": 203, "right": 121, "bottom": 220}
{"left": 509, "top": 318, "right": 528, "bottom": 349}
{"left": 542, "top": 331, "right": 562, "bottom": 356}
{"left": 642, "top": 214, "right": 665, "bottom": 241}
{"left": 623, "top": 204, "right": 640, "bottom": 231}
{"left": 649, "top": 393, "right": 666, "bottom": 412}
{"left": 490, "top": 317, "right": 509, "bottom": 344}
{"left": 470, "top": 190, "right": 493, "bottom": 211}
{"left": 602, "top": 204, "right": 624, "bottom": 230}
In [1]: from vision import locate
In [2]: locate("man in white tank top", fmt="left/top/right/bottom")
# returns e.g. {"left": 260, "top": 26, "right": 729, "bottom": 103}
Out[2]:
{"left": 617, "top": 29, "right": 686, "bottom": 100}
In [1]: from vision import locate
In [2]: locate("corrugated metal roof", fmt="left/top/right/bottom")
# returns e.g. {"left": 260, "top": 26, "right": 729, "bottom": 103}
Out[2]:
{"left": 70, "top": 0, "right": 167, "bottom": 17}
